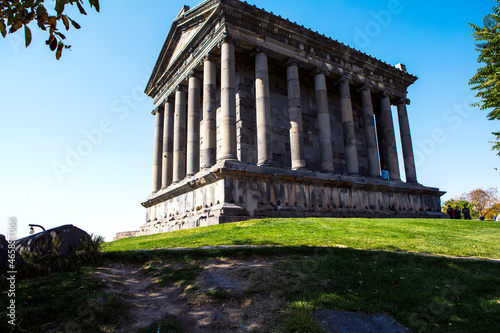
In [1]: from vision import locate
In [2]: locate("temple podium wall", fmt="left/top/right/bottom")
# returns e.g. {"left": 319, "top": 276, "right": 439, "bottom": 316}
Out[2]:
{"left": 139, "top": 161, "right": 444, "bottom": 236}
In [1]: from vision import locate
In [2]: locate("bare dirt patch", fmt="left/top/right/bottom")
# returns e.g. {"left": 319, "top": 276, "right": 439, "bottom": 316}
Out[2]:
{"left": 93, "top": 257, "right": 287, "bottom": 332}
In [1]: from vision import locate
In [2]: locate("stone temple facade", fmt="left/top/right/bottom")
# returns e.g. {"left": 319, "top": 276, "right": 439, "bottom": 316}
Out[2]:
{"left": 138, "top": 0, "right": 445, "bottom": 235}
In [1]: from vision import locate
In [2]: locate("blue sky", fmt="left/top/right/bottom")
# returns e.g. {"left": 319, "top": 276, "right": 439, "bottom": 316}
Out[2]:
{"left": 1, "top": 0, "right": 498, "bottom": 241}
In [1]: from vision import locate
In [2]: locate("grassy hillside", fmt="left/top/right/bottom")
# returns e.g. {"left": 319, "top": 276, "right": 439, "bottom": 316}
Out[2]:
{"left": 5, "top": 218, "right": 499, "bottom": 332}
{"left": 105, "top": 218, "right": 500, "bottom": 259}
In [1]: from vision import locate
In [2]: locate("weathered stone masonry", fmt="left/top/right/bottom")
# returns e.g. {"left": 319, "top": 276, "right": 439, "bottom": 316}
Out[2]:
{"left": 139, "top": 0, "right": 445, "bottom": 235}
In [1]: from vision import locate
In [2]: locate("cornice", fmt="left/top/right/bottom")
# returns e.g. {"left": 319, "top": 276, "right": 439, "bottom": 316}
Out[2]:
{"left": 147, "top": 0, "right": 418, "bottom": 102}
{"left": 223, "top": 1, "right": 417, "bottom": 86}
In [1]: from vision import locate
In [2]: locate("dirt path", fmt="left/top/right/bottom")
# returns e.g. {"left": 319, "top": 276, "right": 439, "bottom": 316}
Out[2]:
{"left": 93, "top": 258, "right": 286, "bottom": 332}
{"left": 94, "top": 263, "right": 187, "bottom": 331}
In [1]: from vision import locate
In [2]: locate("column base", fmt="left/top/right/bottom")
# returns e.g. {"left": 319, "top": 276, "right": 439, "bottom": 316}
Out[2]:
{"left": 201, "top": 165, "right": 215, "bottom": 170}
{"left": 219, "top": 156, "right": 239, "bottom": 162}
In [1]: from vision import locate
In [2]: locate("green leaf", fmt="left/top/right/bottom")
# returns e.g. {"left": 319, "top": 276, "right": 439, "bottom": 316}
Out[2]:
{"left": 55, "top": 31, "right": 66, "bottom": 40}
{"left": 24, "top": 25, "right": 32, "bottom": 47}
{"left": 62, "top": 15, "right": 70, "bottom": 30}
{"left": 89, "top": 0, "right": 100, "bottom": 12}
{"left": 70, "top": 19, "right": 81, "bottom": 29}
{"left": 48, "top": 16, "right": 57, "bottom": 28}
{"left": 49, "top": 35, "right": 57, "bottom": 51}
{"left": 10, "top": 20, "right": 22, "bottom": 34}
{"left": 37, "top": 4, "right": 47, "bottom": 15}
{"left": 56, "top": 42, "right": 64, "bottom": 60}
{"left": 55, "top": 0, "right": 66, "bottom": 16}
{"left": 0, "top": 19, "right": 6, "bottom": 38}
{"left": 76, "top": 2, "right": 87, "bottom": 15}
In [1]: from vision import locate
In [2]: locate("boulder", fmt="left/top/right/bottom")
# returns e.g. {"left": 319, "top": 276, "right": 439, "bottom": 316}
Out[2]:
{"left": 15, "top": 225, "right": 91, "bottom": 257}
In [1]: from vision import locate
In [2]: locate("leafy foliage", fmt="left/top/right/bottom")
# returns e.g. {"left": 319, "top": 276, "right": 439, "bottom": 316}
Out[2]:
{"left": 486, "top": 202, "right": 500, "bottom": 220}
{"left": 441, "top": 198, "right": 478, "bottom": 219}
{"left": 465, "top": 187, "right": 499, "bottom": 217}
{"left": 443, "top": 187, "right": 499, "bottom": 219}
{"left": 0, "top": 0, "right": 99, "bottom": 59}
{"left": 469, "top": 0, "right": 500, "bottom": 154}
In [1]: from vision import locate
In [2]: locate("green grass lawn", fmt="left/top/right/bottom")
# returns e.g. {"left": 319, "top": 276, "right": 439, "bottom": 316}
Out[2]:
{"left": 5, "top": 218, "right": 499, "bottom": 332}
{"left": 105, "top": 218, "right": 500, "bottom": 259}
{"left": 276, "top": 247, "right": 500, "bottom": 332}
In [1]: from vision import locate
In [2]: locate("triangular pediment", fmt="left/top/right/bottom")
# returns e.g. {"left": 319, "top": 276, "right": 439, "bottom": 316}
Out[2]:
{"left": 146, "top": 0, "right": 221, "bottom": 96}
{"left": 168, "top": 21, "right": 205, "bottom": 68}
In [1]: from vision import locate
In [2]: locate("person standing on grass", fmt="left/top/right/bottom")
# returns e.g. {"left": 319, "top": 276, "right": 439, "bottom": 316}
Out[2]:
{"left": 447, "top": 205, "right": 455, "bottom": 219}
{"left": 455, "top": 206, "right": 462, "bottom": 219}
{"left": 462, "top": 204, "right": 471, "bottom": 220}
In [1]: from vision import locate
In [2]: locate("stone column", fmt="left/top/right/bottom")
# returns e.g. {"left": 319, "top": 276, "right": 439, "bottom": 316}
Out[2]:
{"left": 201, "top": 55, "right": 217, "bottom": 169}
{"left": 338, "top": 77, "right": 359, "bottom": 176}
{"left": 255, "top": 47, "right": 272, "bottom": 166}
{"left": 152, "top": 107, "right": 164, "bottom": 192}
{"left": 172, "top": 87, "right": 187, "bottom": 183}
{"left": 379, "top": 93, "right": 400, "bottom": 181}
{"left": 219, "top": 37, "right": 237, "bottom": 161}
{"left": 161, "top": 97, "right": 174, "bottom": 189}
{"left": 358, "top": 86, "right": 381, "bottom": 178}
{"left": 397, "top": 98, "right": 417, "bottom": 183}
{"left": 314, "top": 69, "right": 334, "bottom": 172}
{"left": 186, "top": 72, "right": 201, "bottom": 176}
{"left": 286, "top": 59, "right": 307, "bottom": 170}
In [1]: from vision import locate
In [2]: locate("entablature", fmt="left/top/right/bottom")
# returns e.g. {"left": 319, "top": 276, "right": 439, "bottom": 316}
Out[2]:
{"left": 148, "top": 0, "right": 417, "bottom": 106}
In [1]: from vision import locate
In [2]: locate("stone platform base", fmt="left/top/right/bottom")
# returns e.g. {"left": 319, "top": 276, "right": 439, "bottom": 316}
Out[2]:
{"left": 138, "top": 161, "right": 446, "bottom": 236}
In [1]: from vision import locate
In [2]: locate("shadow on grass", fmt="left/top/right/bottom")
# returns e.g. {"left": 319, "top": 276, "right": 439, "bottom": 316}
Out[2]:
{"left": 275, "top": 247, "right": 500, "bottom": 333}
{"left": 231, "top": 238, "right": 279, "bottom": 246}
{"left": 103, "top": 246, "right": 500, "bottom": 332}
{"left": 0, "top": 268, "right": 131, "bottom": 332}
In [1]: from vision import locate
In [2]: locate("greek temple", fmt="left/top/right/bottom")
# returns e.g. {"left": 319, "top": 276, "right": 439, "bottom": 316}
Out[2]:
{"left": 138, "top": 0, "right": 445, "bottom": 235}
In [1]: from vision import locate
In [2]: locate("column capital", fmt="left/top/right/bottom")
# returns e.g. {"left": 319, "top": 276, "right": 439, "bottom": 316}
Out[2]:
{"left": 285, "top": 57, "right": 300, "bottom": 68}
{"left": 164, "top": 95, "right": 175, "bottom": 104}
{"left": 188, "top": 70, "right": 202, "bottom": 79}
{"left": 312, "top": 66, "right": 328, "bottom": 76}
{"left": 255, "top": 46, "right": 270, "bottom": 55}
{"left": 356, "top": 84, "right": 373, "bottom": 93}
{"left": 175, "top": 85, "right": 188, "bottom": 93}
{"left": 335, "top": 76, "right": 350, "bottom": 85}
{"left": 396, "top": 97, "right": 411, "bottom": 106}
{"left": 152, "top": 106, "right": 164, "bottom": 115}
{"left": 203, "top": 54, "right": 217, "bottom": 63}
{"left": 220, "top": 33, "right": 238, "bottom": 46}
{"left": 378, "top": 91, "right": 393, "bottom": 99}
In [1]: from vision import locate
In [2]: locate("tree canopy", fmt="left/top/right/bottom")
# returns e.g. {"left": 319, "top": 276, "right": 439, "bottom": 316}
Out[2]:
{"left": 469, "top": 0, "right": 500, "bottom": 155}
{"left": 0, "top": 0, "right": 99, "bottom": 59}
{"left": 443, "top": 187, "right": 499, "bottom": 219}
{"left": 441, "top": 198, "right": 478, "bottom": 219}
{"left": 466, "top": 187, "right": 499, "bottom": 217}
